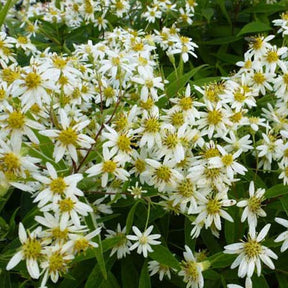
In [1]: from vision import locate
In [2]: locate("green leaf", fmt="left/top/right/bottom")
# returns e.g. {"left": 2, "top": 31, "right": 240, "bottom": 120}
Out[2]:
{"left": 126, "top": 201, "right": 140, "bottom": 234}
{"left": 216, "top": 0, "right": 231, "bottom": 25}
{"left": 94, "top": 235, "right": 107, "bottom": 280}
{"left": 240, "top": 3, "right": 285, "bottom": 14}
{"left": 149, "top": 245, "right": 180, "bottom": 270}
{"left": 252, "top": 275, "right": 269, "bottom": 288}
{"left": 280, "top": 194, "right": 288, "bottom": 216}
{"left": 276, "top": 272, "right": 288, "bottom": 288}
{"left": 237, "top": 21, "right": 271, "bottom": 37}
{"left": 138, "top": 261, "right": 151, "bottom": 288}
{"left": 265, "top": 184, "right": 288, "bottom": 199}
{"left": 166, "top": 65, "right": 208, "bottom": 98}
{"left": 121, "top": 256, "right": 139, "bottom": 288}
{"left": 0, "top": 0, "right": 14, "bottom": 28}
{"left": 100, "top": 272, "right": 120, "bottom": 288}
{"left": 209, "top": 252, "right": 235, "bottom": 269}
{"left": 202, "top": 8, "right": 214, "bottom": 22}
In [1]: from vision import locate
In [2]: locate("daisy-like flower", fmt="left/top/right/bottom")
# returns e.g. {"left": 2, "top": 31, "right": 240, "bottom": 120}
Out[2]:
{"left": 142, "top": 158, "right": 183, "bottom": 192}
{"left": 42, "top": 194, "right": 93, "bottom": 227}
{"left": 209, "top": 145, "right": 247, "bottom": 180}
{"left": 224, "top": 224, "right": 278, "bottom": 278}
{"left": 6, "top": 223, "right": 43, "bottom": 279}
{"left": 0, "top": 104, "right": 44, "bottom": 144}
{"left": 237, "top": 181, "right": 266, "bottom": 231}
{"left": 192, "top": 192, "right": 235, "bottom": 233}
{"left": 68, "top": 227, "right": 101, "bottom": 254}
{"left": 10, "top": 65, "right": 57, "bottom": 112}
{"left": 127, "top": 225, "right": 161, "bottom": 258}
{"left": 148, "top": 260, "right": 172, "bottom": 280}
{"left": 86, "top": 148, "right": 129, "bottom": 187}
{"left": 0, "top": 138, "right": 40, "bottom": 192}
{"left": 33, "top": 162, "right": 84, "bottom": 207}
{"left": 40, "top": 108, "right": 95, "bottom": 162}
{"left": 178, "top": 245, "right": 206, "bottom": 288}
{"left": 102, "top": 125, "right": 134, "bottom": 162}
{"left": 40, "top": 243, "right": 74, "bottom": 286}
{"left": 106, "top": 224, "right": 131, "bottom": 259}
{"left": 274, "top": 217, "right": 288, "bottom": 252}
{"left": 132, "top": 67, "right": 164, "bottom": 102}
{"left": 127, "top": 182, "right": 147, "bottom": 199}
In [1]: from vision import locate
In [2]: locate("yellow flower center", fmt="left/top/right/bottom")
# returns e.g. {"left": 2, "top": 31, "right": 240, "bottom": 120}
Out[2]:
{"left": 58, "top": 128, "right": 78, "bottom": 146}
{"left": 25, "top": 72, "right": 41, "bottom": 89}
{"left": 203, "top": 148, "right": 220, "bottom": 159}
{"left": 104, "top": 86, "right": 115, "bottom": 99}
{"left": 266, "top": 51, "right": 278, "bottom": 63}
{"left": 102, "top": 160, "right": 117, "bottom": 173}
{"left": 112, "top": 57, "right": 120, "bottom": 66}
{"left": 74, "top": 237, "right": 90, "bottom": 253}
{"left": 163, "top": 133, "right": 178, "bottom": 149}
{"left": 248, "top": 196, "right": 262, "bottom": 213}
{"left": 204, "top": 167, "right": 221, "bottom": 180}
{"left": 145, "top": 79, "right": 154, "bottom": 89}
{"left": 234, "top": 90, "right": 246, "bottom": 102}
{"left": 177, "top": 178, "right": 194, "bottom": 198}
{"left": 50, "top": 177, "right": 67, "bottom": 195}
{"left": 139, "top": 235, "right": 148, "bottom": 245}
{"left": 179, "top": 97, "right": 192, "bottom": 111}
{"left": 114, "top": 113, "right": 128, "bottom": 131}
{"left": 170, "top": 111, "right": 184, "bottom": 127}
{"left": 58, "top": 198, "right": 75, "bottom": 213}
{"left": 134, "top": 159, "right": 146, "bottom": 173}
{"left": 155, "top": 166, "right": 171, "bottom": 182}
{"left": 17, "top": 36, "right": 28, "bottom": 44}
{"left": 253, "top": 72, "right": 265, "bottom": 84}
{"left": 207, "top": 109, "right": 222, "bottom": 125}
{"left": 140, "top": 98, "right": 154, "bottom": 110}
{"left": 144, "top": 117, "right": 160, "bottom": 133}
{"left": 283, "top": 73, "right": 288, "bottom": 85}
{"left": 183, "top": 261, "right": 199, "bottom": 282}
{"left": 230, "top": 111, "right": 243, "bottom": 123}
{"left": 51, "top": 227, "right": 69, "bottom": 240}
{"left": 22, "top": 238, "right": 42, "bottom": 259}
{"left": 244, "top": 239, "right": 262, "bottom": 259}
{"left": 48, "top": 251, "right": 67, "bottom": 273}
{"left": 0, "top": 88, "right": 6, "bottom": 100}
{"left": 7, "top": 111, "right": 25, "bottom": 129}
{"left": 252, "top": 37, "right": 263, "bottom": 50}
{"left": 206, "top": 198, "right": 221, "bottom": 215}
{"left": 0, "top": 152, "right": 20, "bottom": 172}
{"left": 117, "top": 135, "right": 131, "bottom": 152}
{"left": 221, "top": 154, "right": 233, "bottom": 166}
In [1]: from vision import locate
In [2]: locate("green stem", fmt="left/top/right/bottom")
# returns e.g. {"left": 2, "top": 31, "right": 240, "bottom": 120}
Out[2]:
{"left": 0, "top": 0, "right": 16, "bottom": 28}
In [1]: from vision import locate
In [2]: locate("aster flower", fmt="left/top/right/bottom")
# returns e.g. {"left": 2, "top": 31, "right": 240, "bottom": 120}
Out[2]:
{"left": 224, "top": 224, "right": 278, "bottom": 278}
{"left": 127, "top": 225, "right": 161, "bottom": 258}
{"left": 178, "top": 245, "right": 206, "bottom": 288}
{"left": 237, "top": 181, "right": 266, "bottom": 231}
{"left": 40, "top": 108, "right": 94, "bottom": 162}
{"left": 148, "top": 260, "right": 172, "bottom": 280}
{"left": 6, "top": 223, "right": 43, "bottom": 279}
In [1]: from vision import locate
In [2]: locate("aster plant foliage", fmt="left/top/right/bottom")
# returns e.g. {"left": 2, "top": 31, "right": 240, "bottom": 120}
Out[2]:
{"left": 1, "top": 0, "right": 288, "bottom": 287}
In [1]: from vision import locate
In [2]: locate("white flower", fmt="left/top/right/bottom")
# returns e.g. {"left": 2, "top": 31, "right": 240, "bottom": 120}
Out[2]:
{"left": 33, "top": 162, "right": 84, "bottom": 207}
{"left": 237, "top": 181, "right": 266, "bottom": 231}
{"left": 6, "top": 223, "right": 43, "bottom": 279}
{"left": 274, "top": 217, "right": 288, "bottom": 252}
{"left": 86, "top": 148, "right": 129, "bottom": 187}
{"left": 106, "top": 224, "right": 131, "bottom": 259}
{"left": 148, "top": 260, "right": 172, "bottom": 280}
{"left": 224, "top": 224, "right": 278, "bottom": 278}
{"left": 127, "top": 225, "right": 161, "bottom": 257}
{"left": 40, "top": 109, "right": 94, "bottom": 162}
{"left": 178, "top": 245, "right": 205, "bottom": 288}
{"left": 209, "top": 145, "right": 247, "bottom": 180}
